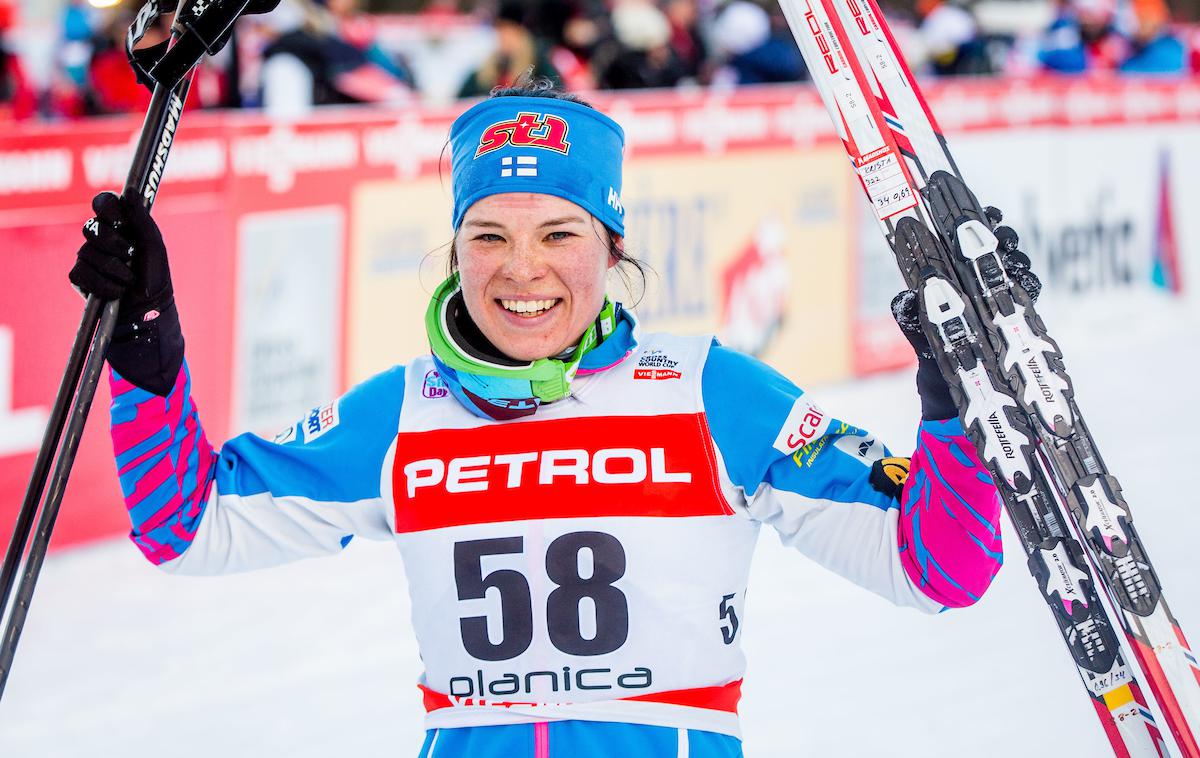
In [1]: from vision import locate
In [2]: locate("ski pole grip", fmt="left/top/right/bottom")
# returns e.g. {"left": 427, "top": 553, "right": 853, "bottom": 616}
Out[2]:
{"left": 126, "top": 0, "right": 280, "bottom": 89}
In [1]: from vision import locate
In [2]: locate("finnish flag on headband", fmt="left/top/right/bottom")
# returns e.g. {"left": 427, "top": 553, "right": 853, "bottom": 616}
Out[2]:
{"left": 501, "top": 156, "right": 538, "bottom": 178}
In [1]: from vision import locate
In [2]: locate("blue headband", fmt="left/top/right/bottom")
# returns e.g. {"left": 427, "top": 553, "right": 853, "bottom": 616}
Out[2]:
{"left": 449, "top": 96, "right": 626, "bottom": 236}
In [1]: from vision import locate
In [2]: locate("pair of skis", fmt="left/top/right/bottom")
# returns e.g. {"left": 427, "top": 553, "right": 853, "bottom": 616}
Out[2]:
{"left": 777, "top": 0, "right": 1200, "bottom": 755}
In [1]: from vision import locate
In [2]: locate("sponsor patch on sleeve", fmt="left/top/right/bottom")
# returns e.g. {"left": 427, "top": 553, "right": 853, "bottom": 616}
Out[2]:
{"left": 833, "top": 432, "right": 886, "bottom": 468}
{"left": 302, "top": 400, "right": 340, "bottom": 444}
{"left": 772, "top": 396, "right": 831, "bottom": 455}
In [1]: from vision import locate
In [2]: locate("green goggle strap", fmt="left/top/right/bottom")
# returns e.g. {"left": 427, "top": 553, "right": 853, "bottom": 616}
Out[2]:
{"left": 425, "top": 273, "right": 615, "bottom": 403}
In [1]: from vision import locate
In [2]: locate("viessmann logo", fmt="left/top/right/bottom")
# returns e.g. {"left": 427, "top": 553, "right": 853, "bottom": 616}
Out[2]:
{"left": 633, "top": 350, "right": 681, "bottom": 380}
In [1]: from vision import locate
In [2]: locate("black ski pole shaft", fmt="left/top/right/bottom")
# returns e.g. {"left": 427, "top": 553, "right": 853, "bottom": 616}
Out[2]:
{"left": 0, "top": 73, "right": 193, "bottom": 701}
{"left": 0, "top": 296, "right": 102, "bottom": 624}
{"left": 0, "top": 299, "right": 120, "bottom": 697}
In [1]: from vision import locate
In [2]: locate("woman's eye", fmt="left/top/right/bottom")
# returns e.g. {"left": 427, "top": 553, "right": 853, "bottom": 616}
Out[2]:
{"left": 474, "top": 233, "right": 504, "bottom": 242}
{"left": 547, "top": 231, "right": 573, "bottom": 241}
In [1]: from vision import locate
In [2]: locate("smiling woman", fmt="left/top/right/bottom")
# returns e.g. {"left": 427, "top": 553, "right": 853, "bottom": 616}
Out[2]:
{"left": 65, "top": 79, "right": 1033, "bottom": 758}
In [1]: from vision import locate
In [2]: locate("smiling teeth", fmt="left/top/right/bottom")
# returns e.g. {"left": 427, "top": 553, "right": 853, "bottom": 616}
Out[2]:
{"left": 501, "top": 299, "right": 557, "bottom": 314}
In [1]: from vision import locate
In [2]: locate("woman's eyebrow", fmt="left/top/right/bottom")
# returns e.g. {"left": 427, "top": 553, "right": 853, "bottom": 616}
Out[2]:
{"left": 462, "top": 220, "right": 506, "bottom": 229}
{"left": 538, "top": 216, "right": 587, "bottom": 228}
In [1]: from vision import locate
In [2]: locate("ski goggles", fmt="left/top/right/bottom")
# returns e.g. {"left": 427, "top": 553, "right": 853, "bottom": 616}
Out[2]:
{"left": 425, "top": 273, "right": 618, "bottom": 421}
{"left": 448, "top": 96, "right": 627, "bottom": 236}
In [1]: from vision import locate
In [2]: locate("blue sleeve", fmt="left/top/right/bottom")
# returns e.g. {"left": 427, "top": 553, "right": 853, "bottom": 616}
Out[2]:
{"left": 150, "top": 365, "right": 404, "bottom": 575}
{"left": 216, "top": 366, "right": 405, "bottom": 503}
{"left": 702, "top": 344, "right": 896, "bottom": 512}
{"left": 701, "top": 343, "right": 1002, "bottom": 611}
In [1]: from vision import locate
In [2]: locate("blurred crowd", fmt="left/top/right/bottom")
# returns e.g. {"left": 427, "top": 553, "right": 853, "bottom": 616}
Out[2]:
{"left": 1, "top": 0, "right": 1197, "bottom": 123}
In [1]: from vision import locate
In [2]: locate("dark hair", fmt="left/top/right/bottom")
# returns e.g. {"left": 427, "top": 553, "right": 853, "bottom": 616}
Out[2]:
{"left": 446, "top": 78, "right": 650, "bottom": 303}
{"left": 488, "top": 75, "right": 594, "bottom": 107}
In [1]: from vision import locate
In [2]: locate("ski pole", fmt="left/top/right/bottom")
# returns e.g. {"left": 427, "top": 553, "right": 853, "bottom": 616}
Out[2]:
{"left": 0, "top": 73, "right": 194, "bottom": 701}
{"left": 0, "top": 297, "right": 100, "bottom": 642}
{"left": 0, "top": 0, "right": 280, "bottom": 704}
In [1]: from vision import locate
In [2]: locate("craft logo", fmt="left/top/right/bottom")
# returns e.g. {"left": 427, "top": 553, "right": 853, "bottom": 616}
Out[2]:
{"left": 303, "top": 400, "right": 340, "bottom": 443}
{"left": 476, "top": 113, "right": 571, "bottom": 158}
{"left": 634, "top": 350, "right": 681, "bottom": 380}
{"left": 422, "top": 369, "right": 449, "bottom": 399}
{"left": 272, "top": 424, "right": 296, "bottom": 445}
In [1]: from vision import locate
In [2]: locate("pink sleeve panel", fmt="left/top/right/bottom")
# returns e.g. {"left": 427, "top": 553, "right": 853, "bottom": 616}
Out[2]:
{"left": 109, "top": 362, "right": 218, "bottom": 565}
{"left": 897, "top": 418, "right": 1004, "bottom": 608}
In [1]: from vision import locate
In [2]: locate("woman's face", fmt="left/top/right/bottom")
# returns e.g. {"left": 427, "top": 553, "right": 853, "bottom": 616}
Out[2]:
{"left": 456, "top": 193, "right": 617, "bottom": 362}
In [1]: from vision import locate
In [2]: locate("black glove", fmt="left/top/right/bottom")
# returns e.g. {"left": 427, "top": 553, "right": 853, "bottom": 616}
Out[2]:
{"left": 891, "top": 208, "right": 1042, "bottom": 421}
{"left": 69, "top": 192, "right": 184, "bottom": 396}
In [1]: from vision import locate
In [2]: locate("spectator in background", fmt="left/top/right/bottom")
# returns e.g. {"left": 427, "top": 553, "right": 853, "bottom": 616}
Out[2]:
{"left": 88, "top": 10, "right": 153, "bottom": 115}
{"left": 592, "top": 0, "right": 688, "bottom": 89}
{"left": 260, "top": 0, "right": 412, "bottom": 117}
{"left": 915, "top": 0, "right": 992, "bottom": 75}
{"left": 0, "top": 0, "right": 35, "bottom": 121}
{"left": 327, "top": 0, "right": 415, "bottom": 84}
{"left": 1188, "top": 25, "right": 1200, "bottom": 73}
{"left": 664, "top": 0, "right": 708, "bottom": 82}
{"left": 54, "top": 0, "right": 95, "bottom": 116}
{"left": 1038, "top": 0, "right": 1129, "bottom": 73}
{"left": 532, "top": 0, "right": 597, "bottom": 92}
{"left": 1119, "top": 0, "right": 1186, "bottom": 73}
{"left": 710, "top": 1, "right": 805, "bottom": 86}
{"left": 459, "top": 1, "right": 561, "bottom": 99}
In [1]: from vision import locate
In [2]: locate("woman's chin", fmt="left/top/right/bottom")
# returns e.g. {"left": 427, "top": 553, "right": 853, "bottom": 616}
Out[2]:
{"left": 494, "top": 338, "right": 562, "bottom": 362}
{"left": 486, "top": 306, "right": 571, "bottom": 361}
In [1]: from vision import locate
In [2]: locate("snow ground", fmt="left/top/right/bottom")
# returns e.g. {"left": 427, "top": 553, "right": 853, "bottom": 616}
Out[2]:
{"left": 1, "top": 294, "right": 1197, "bottom": 757}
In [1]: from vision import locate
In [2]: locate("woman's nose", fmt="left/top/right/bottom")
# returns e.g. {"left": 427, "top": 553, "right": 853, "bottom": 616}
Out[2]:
{"left": 501, "top": 239, "right": 547, "bottom": 281}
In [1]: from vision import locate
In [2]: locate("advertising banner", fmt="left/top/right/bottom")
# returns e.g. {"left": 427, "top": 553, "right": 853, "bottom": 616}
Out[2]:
{"left": 2, "top": 77, "right": 1198, "bottom": 551}
{"left": 851, "top": 122, "right": 1200, "bottom": 374}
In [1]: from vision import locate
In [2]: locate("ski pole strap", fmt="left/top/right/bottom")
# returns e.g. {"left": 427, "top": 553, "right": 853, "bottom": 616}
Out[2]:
{"left": 125, "top": 0, "right": 281, "bottom": 90}
{"left": 125, "top": 0, "right": 169, "bottom": 89}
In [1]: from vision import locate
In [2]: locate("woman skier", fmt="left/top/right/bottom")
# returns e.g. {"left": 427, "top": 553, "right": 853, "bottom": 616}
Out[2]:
{"left": 68, "top": 80, "right": 1028, "bottom": 757}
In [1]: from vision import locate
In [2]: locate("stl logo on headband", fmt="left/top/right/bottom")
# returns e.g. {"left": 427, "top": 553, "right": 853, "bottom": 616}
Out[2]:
{"left": 475, "top": 112, "right": 572, "bottom": 158}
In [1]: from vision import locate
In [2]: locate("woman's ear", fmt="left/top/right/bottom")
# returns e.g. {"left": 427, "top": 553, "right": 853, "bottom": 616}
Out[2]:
{"left": 609, "top": 234, "right": 624, "bottom": 270}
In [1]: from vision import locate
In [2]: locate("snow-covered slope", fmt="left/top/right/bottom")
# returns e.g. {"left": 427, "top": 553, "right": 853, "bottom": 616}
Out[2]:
{"left": 2, "top": 294, "right": 1196, "bottom": 757}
